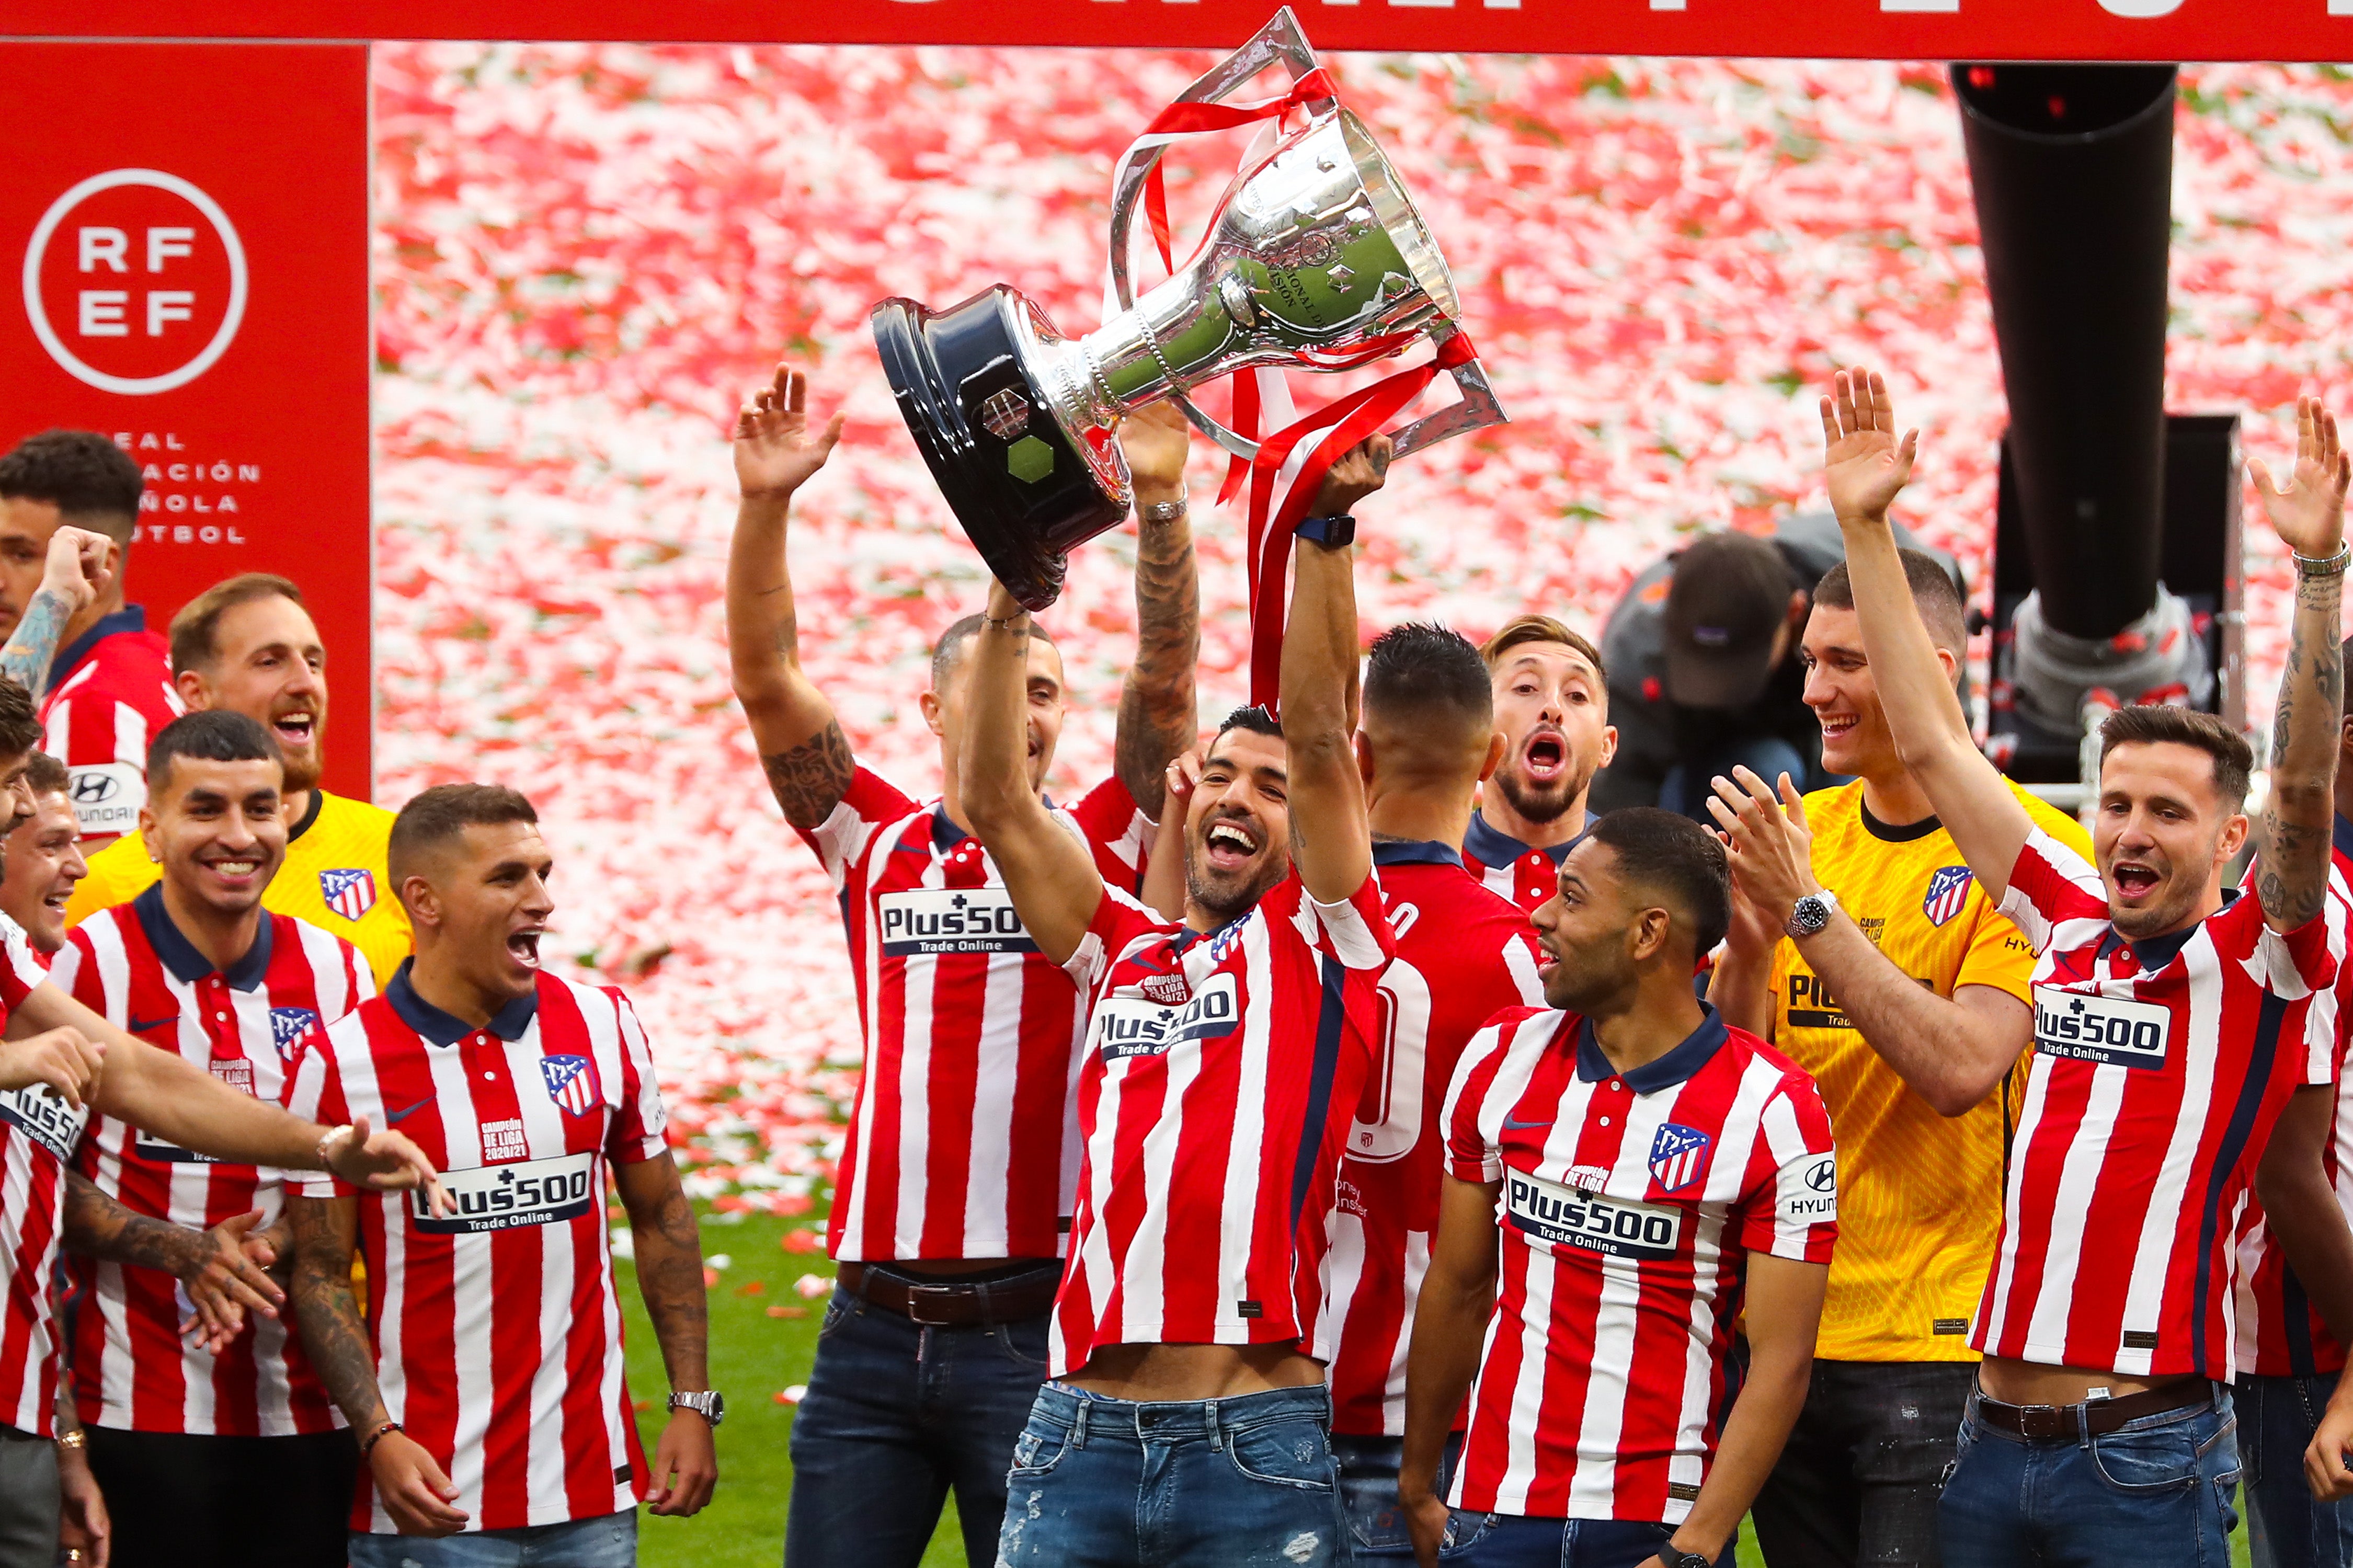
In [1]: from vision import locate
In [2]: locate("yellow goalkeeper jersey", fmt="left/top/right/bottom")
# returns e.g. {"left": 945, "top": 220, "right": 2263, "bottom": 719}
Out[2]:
{"left": 65, "top": 788, "right": 411, "bottom": 988}
{"left": 1767, "top": 778, "right": 2091, "bottom": 1362}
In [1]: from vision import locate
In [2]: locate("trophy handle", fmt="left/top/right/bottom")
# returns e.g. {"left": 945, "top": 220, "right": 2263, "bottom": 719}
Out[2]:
{"left": 1388, "top": 333, "right": 1510, "bottom": 461}
{"left": 1107, "top": 6, "right": 1333, "bottom": 463}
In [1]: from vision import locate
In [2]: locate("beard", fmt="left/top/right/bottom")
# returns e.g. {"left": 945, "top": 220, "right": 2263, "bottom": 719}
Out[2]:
{"left": 1494, "top": 762, "right": 1589, "bottom": 827}
{"left": 1185, "top": 852, "right": 1287, "bottom": 927}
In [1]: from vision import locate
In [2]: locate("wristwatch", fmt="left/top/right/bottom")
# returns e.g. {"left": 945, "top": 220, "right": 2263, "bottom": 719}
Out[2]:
{"left": 1658, "top": 1548, "right": 1715, "bottom": 1568}
{"left": 1295, "top": 513, "right": 1357, "bottom": 548}
{"left": 1786, "top": 888, "right": 1840, "bottom": 940}
{"left": 670, "top": 1390, "right": 725, "bottom": 1427}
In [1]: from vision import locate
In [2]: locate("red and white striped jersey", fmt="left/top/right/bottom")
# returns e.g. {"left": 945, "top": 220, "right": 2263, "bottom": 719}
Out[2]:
{"left": 54, "top": 888, "right": 371, "bottom": 1436}
{"left": 1460, "top": 809, "right": 1589, "bottom": 914}
{"left": 0, "top": 913, "right": 84, "bottom": 1435}
{"left": 1322, "top": 842, "right": 1543, "bottom": 1436}
{"left": 1445, "top": 1005, "right": 1837, "bottom": 1524}
{"left": 2233, "top": 829, "right": 2353, "bottom": 1378}
{"left": 1049, "top": 873, "right": 1395, "bottom": 1377}
{"left": 287, "top": 965, "right": 671, "bottom": 1533}
{"left": 799, "top": 766, "right": 1149, "bottom": 1263}
{"left": 1978, "top": 826, "right": 2343, "bottom": 1379}
{"left": 39, "top": 608, "right": 184, "bottom": 842}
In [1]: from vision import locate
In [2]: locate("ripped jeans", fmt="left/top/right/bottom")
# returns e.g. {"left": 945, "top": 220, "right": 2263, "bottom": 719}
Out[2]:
{"left": 995, "top": 1381, "right": 1348, "bottom": 1567}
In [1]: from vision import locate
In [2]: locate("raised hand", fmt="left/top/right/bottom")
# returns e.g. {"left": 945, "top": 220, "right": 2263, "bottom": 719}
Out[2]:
{"left": 1311, "top": 432, "right": 1394, "bottom": 519}
{"left": 1705, "top": 768, "right": 1822, "bottom": 929}
{"left": 1120, "top": 401, "right": 1193, "bottom": 506}
{"left": 734, "top": 363, "right": 846, "bottom": 501}
{"left": 41, "top": 525, "right": 112, "bottom": 615}
{"left": 2251, "top": 396, "right": 2351, "bottom": 562}
{"left": 1821, "top": 368, "right": 1920, "bottom": 524}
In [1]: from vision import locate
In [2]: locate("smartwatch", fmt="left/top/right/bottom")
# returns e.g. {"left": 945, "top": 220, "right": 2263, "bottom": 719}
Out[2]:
{"left": 1295, "top": 513, "right": 1357, "bottom": 548}
{"left": 1785, "top": 888, "right": 1840, "bottom": 940}
{"left": 669, "top": 1390, "right": 726, "bottom": 1427}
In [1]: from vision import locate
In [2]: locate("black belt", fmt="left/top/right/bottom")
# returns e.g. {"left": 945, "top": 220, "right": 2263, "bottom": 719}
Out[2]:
{"left": 1973, "top": 1377, "right": 2210, "bottom": 1440}
{"left": 838, "top": 1262, "right": 1061, "bottom": 1326}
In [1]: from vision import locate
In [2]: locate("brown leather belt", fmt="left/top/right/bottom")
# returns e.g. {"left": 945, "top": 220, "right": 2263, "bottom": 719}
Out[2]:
{"left": 837, "top": 1262, "right": 1062, "bottom": 1327}
{"left": 1973, "top": 1378, "right": 2211, "bottom": 1440}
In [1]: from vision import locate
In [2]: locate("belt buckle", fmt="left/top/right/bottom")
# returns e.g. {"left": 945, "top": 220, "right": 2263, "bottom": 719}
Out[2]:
{"left": 2017, "top": 1402, "right": 2066, "bottom": 1440}
{"left": 905, "top": 1283, "right": 965, "bottom": 1326}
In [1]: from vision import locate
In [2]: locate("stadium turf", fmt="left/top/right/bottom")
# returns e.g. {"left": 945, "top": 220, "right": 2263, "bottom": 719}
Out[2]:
{"left": 616, "top": 1205, "right": 2251, "bottom": 1568}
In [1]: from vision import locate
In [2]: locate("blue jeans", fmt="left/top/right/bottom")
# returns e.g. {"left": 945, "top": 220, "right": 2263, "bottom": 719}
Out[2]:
{"left": 996, "top": 1381, "right": 1348, "bottom": 1567}
{"left": 1449, "top": 1514, "right": 1732, "bottom": 1567}
{"left": 346, "top": 1511, "right": 635, "bottom": 1567}
{"left": 1937, "top": 1384, "right": 2242, "bottom": 1568}
{"left": 1330, "top": 1431, "right": 1477, "bottom": 1563}
{"left": 1659, "top": 738, "right": 1820, "bottom": 826}
{"left": 783, "top": 1280, "right": 1054, "bottom": 1568}
{"left": 2236, "top": 1372, "right": 2353, "bottom": 1568}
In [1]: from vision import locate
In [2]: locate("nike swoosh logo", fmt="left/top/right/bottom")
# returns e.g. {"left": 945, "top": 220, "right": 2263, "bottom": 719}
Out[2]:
{"left": 385, "top": 1097, "right": 435, "bottom": 1126}
{"left": 1501, "top": 1115, "right": 1553, "bottom": 1131}
{"left": 127, "top": 1015, "right": 178, "bottom": 1035}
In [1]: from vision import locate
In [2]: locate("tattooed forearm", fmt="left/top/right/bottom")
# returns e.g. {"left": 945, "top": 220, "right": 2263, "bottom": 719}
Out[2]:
{"left": 1115, "top": 513, "right": 1201, "bottom": 811}
{"left": 619, "top": 1159, "right": 711, "bottom": 1390}
{"left": 760, "top": 718, "right": 855, "bottom": 829}
{"left": 2257, "top": 566, "right": 2344, "bottom": 931}
{"left": 61, "top": 1171, "right": 210, "bottom": 1276}
{"left": 286, "top": 1196, "right": 390, "bottom": 1429}
{"left": 0, "top": 587, "right": 74, "bottom": 701}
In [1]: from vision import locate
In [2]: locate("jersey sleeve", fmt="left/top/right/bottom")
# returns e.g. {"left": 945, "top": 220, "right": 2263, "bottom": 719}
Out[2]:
{"left": 1737, "top": 1073, "right": 1840, "bottom": 1264}
{"left": 604, "top": 989, "right": 672, "bottom": 1164}
{"left": 1443, "top": 1017, "right": 1516, "bottom": 1184}
{"left": 47, "top": 929, "right": 96, "bottom": 1011}
{"left": 1951, "top": 883, "right": 2044, "bottom": 1006}
{"left": 0, "top": 917, "right": 49, "bottom": 1012}
{"left": 284, "top": 1034, "right": 356, "bottom": 1199}
{"left": 793, "top": 766, "right": 920, "bottom": 895}
{"left": 1060, "top": 885, "right": 1178, "bottom": 997}
{"left": 1067, "top": 774, "right": 1153, "bottom": 896}
{"left": 1998, "top": 826, "right": 2110, "bottom": 955}
{"left": 1296, "top": 874, "right": 1397, "bottom": 974}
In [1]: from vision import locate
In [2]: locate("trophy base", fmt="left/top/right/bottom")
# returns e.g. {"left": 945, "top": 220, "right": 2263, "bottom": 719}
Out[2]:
{"left": 873, "top": 288, "right": 1129, "bottom": 612}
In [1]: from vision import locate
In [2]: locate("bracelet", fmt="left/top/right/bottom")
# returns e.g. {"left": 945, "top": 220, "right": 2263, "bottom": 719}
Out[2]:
{"left": 981, "top": 611, "right": 1029, "bottom": 631}
{"left": 361, "top": 1420, "right": 402, "bottom": 1458}
{"left": 316, "top": 1123, "right": 353, "bottom": 1171}
{"left": 1139, "top": 495, "right": 1189, "bottom": 525}
{"left": 2295, "top": 546, "right": 2351, "bottom": 579}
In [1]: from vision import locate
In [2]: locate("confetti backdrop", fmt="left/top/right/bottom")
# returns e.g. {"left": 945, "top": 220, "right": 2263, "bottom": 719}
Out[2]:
{"left": 368, "top": 46, "right": 2353, "bottom": 1206}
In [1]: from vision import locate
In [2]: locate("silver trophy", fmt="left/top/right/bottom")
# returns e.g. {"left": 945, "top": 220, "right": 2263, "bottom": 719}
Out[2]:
{"left": 872, "top": 7, "right": 1505, "bottom": 609}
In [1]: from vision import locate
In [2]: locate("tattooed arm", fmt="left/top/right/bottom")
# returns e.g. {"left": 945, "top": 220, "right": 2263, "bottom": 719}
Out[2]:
{"left": 287, "top": 1192, "right": 468, "bottom": 1536}
{"left": 615, "top": 1153, "right": 717, "bottom": 1516}
{"left": 2251, "top": 397, "right": 2350, "bottom": 934}
{"left": 726, "top": 362, "right": 855, "bottom": 830}
{"left": 0, "top": 525, "right": 111, "bottom": 700}
{"left": 63, "top": 1172, "right": 284, "bottom": 1352}
{"left": 1113, "top": 405, "right": 1201, "bottom": 815}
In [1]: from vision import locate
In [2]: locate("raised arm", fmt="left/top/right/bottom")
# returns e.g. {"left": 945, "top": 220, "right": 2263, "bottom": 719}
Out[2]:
{"left": 2249, "top": 397, "right": 2350, "bottom": 933}
{"left": 0, "top": 525, "right": 109, "bottom": 700}
{"left": 1283, "top": 438, "right": 1388, "bottom": 906}
{"left": 1823, "top": 369, "right": 2032, "bottom": 901}
{"left": 1113, "top": 405, "right": 1201, "bottom": 816}
{"left": 727, "top": 363, "right": 854, "bottom": 830}
{"left": 958, "top": 580, "right": 1107, "bottom": 966}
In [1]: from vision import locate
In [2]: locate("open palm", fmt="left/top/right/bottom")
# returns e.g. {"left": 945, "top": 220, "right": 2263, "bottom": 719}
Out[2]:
{"left": 2251, "top": 396, "right": 2350, "bottom": 561}
{"left": 1821, "top": 367, "right": 1920, "bottom": 523}
{"left": 735, "top": 363, "right": 845, "bottom": 500}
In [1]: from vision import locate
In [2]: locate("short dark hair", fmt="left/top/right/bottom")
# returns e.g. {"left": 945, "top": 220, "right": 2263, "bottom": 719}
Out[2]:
{"left": 20, "top": 752, "right": 65, "bottom": 799}
{"left": 1585, "top": 807, "right": 1731, "bottom": 959}
{"left": 1214, "top": 704, "right": 1283, "bottom": 743}
{"left": 1364, "top": 622, "right": 1491, "bottom": 729}
{"left": 170, "top": 573, "right": 305, "bottom": 676}
{"left": 1480, "top": 613, "right": 1607, "bottom": 686}
{"left": 0, "top": 431, "right": 142, "bottom": 546}
{"left": 930, "top": 613, "right": 1057, "bottom": 689}
{"left": 0, "top": 678, "right": 42, "bottom": 764}
{"left": 389, "top": 783, "right": 540, "bottom": 889}
{"left": 2098, "top": 704, "right": 2253, "bottom": 809}
{"left": 1812, "top": 550, "right": 1968, "bottom": 654}
{"left": 146, "top": 711, "right": 282, "bottom": 797}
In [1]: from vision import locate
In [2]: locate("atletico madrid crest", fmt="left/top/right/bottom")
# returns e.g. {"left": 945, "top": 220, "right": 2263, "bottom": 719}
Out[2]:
{"left": 540, "top": 1054, "right": 601, "bottom": 1116}
{"left": 321, "top": 867, "right": 378, "bottom": 922}
{"left": 270, "top": 1006, "right": 321, "bottom": 1061}
{"left": 1648, "top": 1123, "right": 1712, "bottom": 1193}
{"left": 1922, "top": 865, "right": 1973, "bottom": 929}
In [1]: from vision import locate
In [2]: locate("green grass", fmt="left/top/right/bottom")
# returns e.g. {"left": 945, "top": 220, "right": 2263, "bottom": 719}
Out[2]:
{"left": 615, "top": 1206, "right": 2251, "bottom": 1567}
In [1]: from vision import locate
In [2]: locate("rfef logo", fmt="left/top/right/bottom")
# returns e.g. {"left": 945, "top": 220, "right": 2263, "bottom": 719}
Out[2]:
{"left": 22, "top": 168, "right": 248, "bottom": 396}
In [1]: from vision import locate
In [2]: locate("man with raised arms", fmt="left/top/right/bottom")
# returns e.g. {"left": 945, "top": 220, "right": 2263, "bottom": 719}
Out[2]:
{"left": 1462, "top": 615, "right": 1616, "bottom": 912}
{"left": 726, "top": 365, "right": 1199, "bottom": 1567}
{"left": 962, "top": 442, "right": 1393, "bottom": 1566}
{"left": 1823, "top": 372, "right": 2349, "bottom": 1567}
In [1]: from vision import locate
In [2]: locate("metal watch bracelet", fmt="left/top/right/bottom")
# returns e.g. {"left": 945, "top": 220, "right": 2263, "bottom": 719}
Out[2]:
{"left": 1139, "top": 495, "right": 1189, "bottom": 525}
{"left": 2295, "top": 545, "right": 2351, "bottom": 579}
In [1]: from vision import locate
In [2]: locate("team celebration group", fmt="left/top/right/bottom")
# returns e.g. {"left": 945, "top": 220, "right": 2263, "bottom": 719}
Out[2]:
{"left": 0, "top": 354, "right": 2344, "bottom": 1568}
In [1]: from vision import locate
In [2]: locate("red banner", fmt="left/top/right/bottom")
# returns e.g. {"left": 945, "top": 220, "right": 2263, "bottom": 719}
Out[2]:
{"left": 0, "top": 42, "right": 373, "bottom": 802}
{"left": 0, "top": 0, "right": 2346, "bottom": 61}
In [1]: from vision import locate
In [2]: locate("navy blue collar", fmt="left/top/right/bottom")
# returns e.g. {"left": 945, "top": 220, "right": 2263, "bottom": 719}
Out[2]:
{"left": 1573, "top": 1003, "right": 1729, "bottom": 1091}
{"left": 2334, "top": 813, "right": 2353, "bottom": 866}
{"left": 1464, "top": 808, "right": 1590, "bottom": 870}
{"left": 2096, "top": 886, "right": 2241, "bottom": 974}
{"left": 1372, "top": 838, "right": 1463, "bottom": 869}
{"left": 132, "top": 883, "right": 272, "bottom": 990}
{"left": 931, "top": 798, "right": 1051, "bottom": 854}
{"left": 48, "top": 604, "right": 146, "bottom": 693}
{"left": 385, "top": 959, "right": 539, "bottom": 1046}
